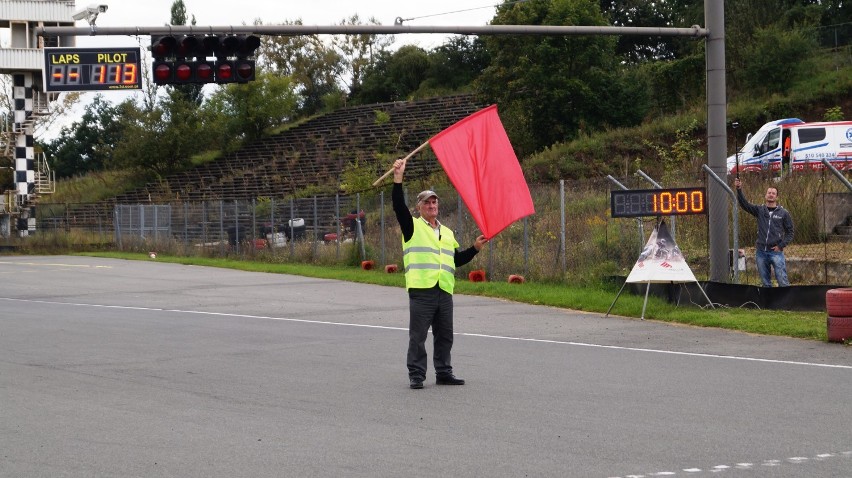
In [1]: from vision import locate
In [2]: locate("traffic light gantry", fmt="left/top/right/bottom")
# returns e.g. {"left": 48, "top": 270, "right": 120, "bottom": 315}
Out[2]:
{"left": 151, "top": 33, "right": 260, "bottom": 85}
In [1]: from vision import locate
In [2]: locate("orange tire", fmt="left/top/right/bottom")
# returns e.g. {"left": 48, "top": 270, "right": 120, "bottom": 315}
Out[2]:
{"left": 468, "top": 270, "right": 486, "bottom": 282}
{"left": 826, "top": 288, "right": 852, "bottom": 317}
{"left": 827, "top": 316, "right": 852, "bottom": 343}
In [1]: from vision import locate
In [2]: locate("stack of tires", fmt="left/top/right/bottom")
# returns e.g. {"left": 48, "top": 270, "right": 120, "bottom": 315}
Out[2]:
{"left": 826, "top": 288, "right": 852, "bottom": 343}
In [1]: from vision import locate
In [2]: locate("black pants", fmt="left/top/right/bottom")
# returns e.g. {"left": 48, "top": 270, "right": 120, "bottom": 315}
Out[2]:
{"left": 407, "top": 285, "right": 454, "bottom": 379}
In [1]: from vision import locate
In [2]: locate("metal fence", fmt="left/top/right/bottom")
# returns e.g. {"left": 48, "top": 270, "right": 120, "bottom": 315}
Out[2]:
{"left": 21, "top": 171, "right": 852, "bottom": 287}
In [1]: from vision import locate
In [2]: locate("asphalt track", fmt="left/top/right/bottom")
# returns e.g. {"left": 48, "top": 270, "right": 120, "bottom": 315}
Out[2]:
{"left": 1, "top": 255, "right": 850, "bottom": 478}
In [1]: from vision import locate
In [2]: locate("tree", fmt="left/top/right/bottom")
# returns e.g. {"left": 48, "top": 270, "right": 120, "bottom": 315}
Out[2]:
{"left": 421, "top": 36, "right": 490, "bottom": 93}
{"left": 332, "top": 15, "right": 394, "bottom": 96}
{"left": 256, "top": 19, "right": 345, "bottom": 117}
{"left": 112, "top": 98, "right": 195, "bottom": 179}
{"left": 203, "top": 72, "right": 299, "bottom": 143}
{"left": 735, "top": 25, "right": 819, "bottom": 94}
{"left": 476, "top": 0, "right": 645, "bottom": 155}
{"left": 600, "top": 0, "right": 703, "bottom": 63}
{"left": 40, "top": 96, "right": 124, "bottom": 178}
{"left": 354, "top": 46, "right": 430, "bottom": 103}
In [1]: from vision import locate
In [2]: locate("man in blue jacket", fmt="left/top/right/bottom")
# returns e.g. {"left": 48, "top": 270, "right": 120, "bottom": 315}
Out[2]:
{"left": 735, "top": 178, "right": 795, "bottom": 287}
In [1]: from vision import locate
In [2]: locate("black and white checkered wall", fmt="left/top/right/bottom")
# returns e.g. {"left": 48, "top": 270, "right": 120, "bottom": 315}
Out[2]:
{"left": 12, "top": 73, "right": 34, "bottom": 198}
{"left": 12, "top": 73, "right": 36, "bottom": 235}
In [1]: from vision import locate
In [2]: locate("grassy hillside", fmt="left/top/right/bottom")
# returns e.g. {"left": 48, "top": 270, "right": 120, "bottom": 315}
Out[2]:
{"left": 522, "top": 60, "right": 852, "bottom": 182}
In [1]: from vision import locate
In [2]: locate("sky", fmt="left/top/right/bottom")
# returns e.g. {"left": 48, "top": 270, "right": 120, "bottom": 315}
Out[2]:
{"left": 44, "top": 1, "right": 498, "bottom": 139}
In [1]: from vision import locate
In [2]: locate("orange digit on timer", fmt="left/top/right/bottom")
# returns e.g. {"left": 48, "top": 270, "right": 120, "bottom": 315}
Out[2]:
{"left": 123, "top": 64, "right": 137, "bottom": 84}
{"left": 94, "top": 65, "right": 107, "bottom": 83}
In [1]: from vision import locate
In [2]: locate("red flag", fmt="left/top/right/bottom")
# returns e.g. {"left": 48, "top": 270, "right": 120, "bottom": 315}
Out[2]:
{"left": 428, "top": 105, "right": 535, "bottom": 239}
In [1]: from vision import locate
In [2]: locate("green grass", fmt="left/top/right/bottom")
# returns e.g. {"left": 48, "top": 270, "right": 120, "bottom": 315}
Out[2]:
{"left": 77, "top": 251, "right": 830, "bottom": 342}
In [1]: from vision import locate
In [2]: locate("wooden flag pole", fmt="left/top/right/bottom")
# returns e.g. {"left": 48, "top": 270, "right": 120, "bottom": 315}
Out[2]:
{"left": 372, "top": 141, "right": 431, "bottom": 186}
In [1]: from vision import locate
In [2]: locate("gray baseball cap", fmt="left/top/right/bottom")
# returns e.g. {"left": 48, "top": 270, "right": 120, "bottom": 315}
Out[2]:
{"left": 416, "top": 190, "right": 439, "bottom": 204}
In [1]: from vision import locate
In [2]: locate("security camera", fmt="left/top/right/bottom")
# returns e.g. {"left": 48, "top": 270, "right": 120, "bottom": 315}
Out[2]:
{"left": 72, "top": 4, "right": 108, "bottom": 22}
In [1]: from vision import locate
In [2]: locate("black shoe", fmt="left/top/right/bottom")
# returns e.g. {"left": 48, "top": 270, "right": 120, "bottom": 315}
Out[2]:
{"left": 409, "top": 377, "right": 424, "bottom": 389}
{"left": 436, "top": 374, "right": 465, "bottom": 385}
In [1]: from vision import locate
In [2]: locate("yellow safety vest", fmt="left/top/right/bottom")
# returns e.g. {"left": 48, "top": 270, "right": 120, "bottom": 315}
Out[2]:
{"left": 402, "top": 219, "right": 459, "bottom": 293}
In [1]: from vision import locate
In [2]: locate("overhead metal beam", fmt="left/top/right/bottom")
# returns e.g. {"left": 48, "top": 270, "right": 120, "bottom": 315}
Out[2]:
{"left": 36, "top": 24, "right": 708, "bottom": 38}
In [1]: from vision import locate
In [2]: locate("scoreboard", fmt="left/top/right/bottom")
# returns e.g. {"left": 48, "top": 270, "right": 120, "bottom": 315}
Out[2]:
{"left": 43, "top": 47, "right": 142, "bottom": 92}
{"left": 610, "top": 187, "right": 707, "bottom": 218}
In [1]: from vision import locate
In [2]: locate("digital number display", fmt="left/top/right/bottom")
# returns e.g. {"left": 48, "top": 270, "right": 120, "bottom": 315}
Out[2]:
{"left": 43, "top": 47, "right": 142, "bottom": 92}
{"left": 611, "top": 187, "right": 707, "bottom": 218}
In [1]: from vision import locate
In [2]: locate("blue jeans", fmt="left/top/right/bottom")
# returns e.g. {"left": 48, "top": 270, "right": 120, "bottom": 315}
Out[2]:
{"left": 755, "top": 249, "right": 790, "bottom": 287}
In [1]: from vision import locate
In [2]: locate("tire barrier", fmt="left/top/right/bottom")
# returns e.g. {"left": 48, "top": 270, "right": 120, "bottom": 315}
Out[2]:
{"left": 508, "top": 274, "right": 525, "bottom": 284}
{"left": 826, "top": 288, "right": 852, "bottom": 343}
{"left": 825, "top": 288, "right": 852, "bottom": 317}
{"left": 384, "top": 264, "right": 398, "bottom": 273}
{"left": 827, "top": 316, "right": 852, "bottom": 343}
{"left": 361, "top": 260, "right": 374, "bottom": 270}
{"left": 468, "top": 270, "right": 486, "bottom": 282}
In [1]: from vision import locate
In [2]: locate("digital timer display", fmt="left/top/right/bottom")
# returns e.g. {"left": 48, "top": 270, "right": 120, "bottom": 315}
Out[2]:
{"left": 610, "top": 187, "right": 707, "bottom": 218}
{"left": 43, "top": 47, "right": 142, "bottom": 92}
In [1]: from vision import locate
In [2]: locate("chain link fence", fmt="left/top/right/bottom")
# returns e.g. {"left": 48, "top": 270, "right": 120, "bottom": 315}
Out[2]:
{"left": 20, "top": 170, "right": 852, "bottom": 286}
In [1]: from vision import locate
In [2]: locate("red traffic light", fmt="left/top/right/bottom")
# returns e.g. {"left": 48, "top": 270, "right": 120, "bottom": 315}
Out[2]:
{"left": 153, "top": 62, "right": 173, "bottom": 84}
{"left": 196, "top": 62, "right": 214, "bottom": 82}
{"left": 216, "top": 62, "right": 234, "bottom": 83}
{"left": 175, "top": 63, "right": 193, "bottom": 82}
{"left": 235, "top": 60, "right": 255, "bottom": 82}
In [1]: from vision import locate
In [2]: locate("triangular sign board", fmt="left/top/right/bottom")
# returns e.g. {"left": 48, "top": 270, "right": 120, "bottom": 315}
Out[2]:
{"left": 625, "top": 220, "right": 697, "bottom": 283}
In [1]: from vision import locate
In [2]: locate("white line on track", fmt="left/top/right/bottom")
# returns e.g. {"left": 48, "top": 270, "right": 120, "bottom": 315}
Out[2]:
{"left": 612, "top": 451, "right": 852, "bottom": 477}
{"left": 3, "top": 296, "right": 851, "bottom": 370}
{"left": 0, "top": 260, "right": 112, "bottom": 268}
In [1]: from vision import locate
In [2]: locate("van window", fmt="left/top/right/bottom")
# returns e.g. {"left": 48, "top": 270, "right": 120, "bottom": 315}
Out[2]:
{"left": 798, "top": 128, "right": 826, "bottom": 144}
{"left": 766, "top": 128, "right": 781, "bottom": 150}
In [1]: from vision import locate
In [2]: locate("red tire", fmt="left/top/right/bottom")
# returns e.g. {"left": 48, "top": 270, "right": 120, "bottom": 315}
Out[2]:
{"left": 826, "top": 288, "right": 852, "bottom": 317}
{"left": 827, "top": 316, "right": 852, "bottom": 343}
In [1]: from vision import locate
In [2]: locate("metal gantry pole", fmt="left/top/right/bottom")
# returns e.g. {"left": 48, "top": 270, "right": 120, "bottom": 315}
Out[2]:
{"left": 705, "top": 0, "right": 730, "bottom": 282}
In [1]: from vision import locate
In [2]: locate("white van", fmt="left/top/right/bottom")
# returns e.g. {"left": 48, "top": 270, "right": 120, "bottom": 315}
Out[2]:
{"left": 727, "top": 118, "right": 852, "bottom": 175}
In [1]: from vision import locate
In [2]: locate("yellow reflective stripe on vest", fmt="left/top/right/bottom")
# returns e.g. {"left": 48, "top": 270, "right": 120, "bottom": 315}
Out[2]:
{"left": 404, "top": 263, "right": 456, "bottom": 274}
{"left": 403, "top": 246, "right": 440, "bottom": 255}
